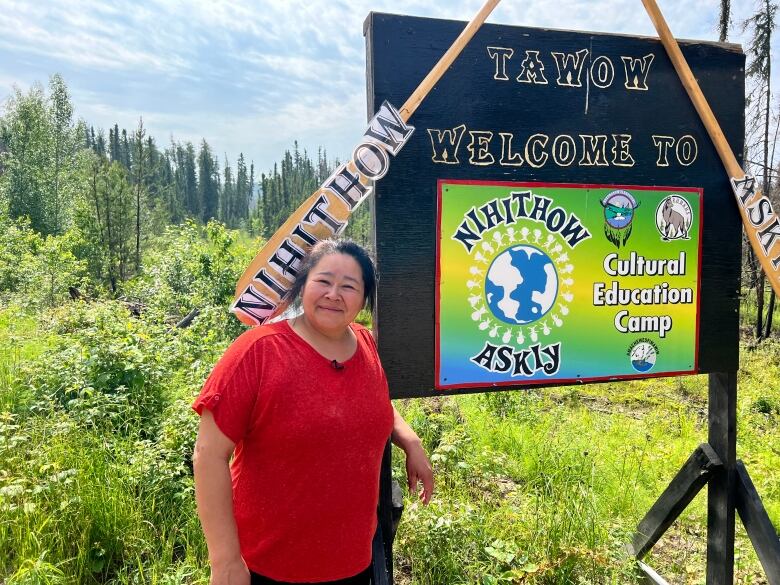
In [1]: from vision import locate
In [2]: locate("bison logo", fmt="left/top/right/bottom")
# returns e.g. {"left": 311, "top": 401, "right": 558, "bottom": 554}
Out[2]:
{"left": 655, "top": 195, "right": 693, "bottom": 241}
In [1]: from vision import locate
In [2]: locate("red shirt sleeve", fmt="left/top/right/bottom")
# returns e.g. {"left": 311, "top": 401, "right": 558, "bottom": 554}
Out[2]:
{"left": 192, "top": 328, "right": 263, "bottom": 445}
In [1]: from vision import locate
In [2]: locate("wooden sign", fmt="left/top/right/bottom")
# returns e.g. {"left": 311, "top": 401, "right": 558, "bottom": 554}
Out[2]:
{"left": 437, "top": 180, "right": 702, "bottom": 389}
{"left": 365, "top": 13, "right": 745, "bottom": 398}
{"left": 230, "top": 101, "right": 415, "bottom": 326}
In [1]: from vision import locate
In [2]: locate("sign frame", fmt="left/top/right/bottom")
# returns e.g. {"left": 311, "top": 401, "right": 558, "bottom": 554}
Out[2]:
{"left": 434, "top": 178, "right": 704, "bottom": 391}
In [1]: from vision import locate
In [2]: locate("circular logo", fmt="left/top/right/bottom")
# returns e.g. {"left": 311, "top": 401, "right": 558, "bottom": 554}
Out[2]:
{"left": 485, "top": 244, "right": 558, "bottom": 325}
{"left": 602, "top": 190, "right": 638, "bottom": 229}
{"left": 629, "top": 341, "right": 657, "bottom": 372}
{"left": 656, "top": 195, "right": 693, "bottom": 240}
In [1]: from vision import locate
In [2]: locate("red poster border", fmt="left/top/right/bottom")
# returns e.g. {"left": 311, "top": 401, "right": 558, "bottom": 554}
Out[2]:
{"left": 435, "top": 179, "right": 704, "bottom": 391}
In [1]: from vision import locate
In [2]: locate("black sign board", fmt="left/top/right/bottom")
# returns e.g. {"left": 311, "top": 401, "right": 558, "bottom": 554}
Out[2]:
{"left": 364, "top": 12, "right": 744, "bottom": 399}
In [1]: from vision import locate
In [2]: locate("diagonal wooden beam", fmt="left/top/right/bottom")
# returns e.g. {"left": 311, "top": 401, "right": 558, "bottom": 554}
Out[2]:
{"left": 641, "top": 0, "right": 780, "bottom": 299}
{"left": 637, "top": 560, "right": 672, "bottom": 585}
{"left": 735, "top": 461, "right": 780, "bottom": 584}
{"left": 631, "top": 443, "right": 722, "bottom": 559}
{"left": 231, "top": 0, "right": 501, "bottom": 326}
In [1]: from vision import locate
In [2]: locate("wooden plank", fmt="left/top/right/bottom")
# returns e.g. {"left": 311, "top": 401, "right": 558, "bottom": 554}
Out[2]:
{"left": 638, "top": 561, "right": 672, "bottom": 585}
{"left": 231, "top": 2, "right": 500, "bottom": 327}
{"left": 707, "top": 372, "right": 737, "bottom": 585}
{"left": 632, "top": 443, "right": 722, "bottom": 559}
{"left": 735, "top": 461, "right": 780, "bottom": 583}
{"left": 641, "top": 0, "right": 780, "bottom": 298}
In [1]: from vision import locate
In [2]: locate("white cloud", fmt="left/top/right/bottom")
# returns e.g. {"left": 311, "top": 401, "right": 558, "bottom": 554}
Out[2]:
{"left": 0, "top": 0, "right": 775, "bottom": 173}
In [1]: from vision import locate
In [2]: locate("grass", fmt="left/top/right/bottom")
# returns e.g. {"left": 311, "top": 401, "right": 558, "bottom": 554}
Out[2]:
{"left": 0, "top": 301, "right": 778, "bottom": 584}
{"left": 392, "top": 342, "right": 780, "bottom": 584}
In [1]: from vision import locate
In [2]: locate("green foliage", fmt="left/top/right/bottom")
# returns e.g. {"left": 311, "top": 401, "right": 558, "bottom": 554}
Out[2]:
{"left": 197, "top": 140, "right": 219, "bottom": 224}
{"left": 0, "top": 82, "right": 52, "bottom": 233}
{"left": 0, "top": 215, "right": 43, "bottom": 294}
{"left": 394, "top": 395, "right": 642, "bottom": 584}
{"left": 72, "top": 155, "right": 143, "bottom": 290}
{"left": 0, "top": 213, "right": 90, "bottom": 308}
{"left": 392, "top": 360, "right": 779, "bottom": 584}
{"left": 25, "top": 303, "right": 167, "bottom": 437}
{"left": 0, "top": 410, "right": 206, "bottom": 584}
{"left": 0, "top": 75, "right": 80, "bottom": 235}
{"left": 125, "top": 220, "right": 255, "bottom": 330}
{"left": 0, "top": 74, "right": 263, "bottom": 276}
{"left": 0, "top": 294, "right": 220, "bottom": 583}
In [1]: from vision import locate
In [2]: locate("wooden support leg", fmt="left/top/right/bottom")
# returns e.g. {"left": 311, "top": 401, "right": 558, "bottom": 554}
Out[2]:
{"left": 638, "top": 560, "right": 672, "bottom": 585}
{"left": 632, "top": 443, "right": 722, "bottom": 559}
{"left": 374, "top": 441, "right": 395, "bottom": 584}
{"left": 735, "top": 461, "right": 780, "bottom": 583}
{"left": 707, "top": 372, "right": 737, "bottom": 585}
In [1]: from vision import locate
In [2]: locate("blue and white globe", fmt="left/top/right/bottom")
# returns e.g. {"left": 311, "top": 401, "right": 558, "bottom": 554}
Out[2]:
{"left": 485, "top": 245, "right": 558, "bottom": 325}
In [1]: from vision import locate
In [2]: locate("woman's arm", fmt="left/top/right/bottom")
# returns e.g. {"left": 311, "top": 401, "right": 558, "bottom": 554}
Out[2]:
{"left": 193, "top": 409, "right": 250, "bottom": 585}
{"left": 390, "top": 406, "right": 434, "bottom": 504}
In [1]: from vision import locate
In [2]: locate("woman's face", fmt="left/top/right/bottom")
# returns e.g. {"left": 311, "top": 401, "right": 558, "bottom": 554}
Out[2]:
{"left": 301, "top": 252, "right": 366, "bottom": 334}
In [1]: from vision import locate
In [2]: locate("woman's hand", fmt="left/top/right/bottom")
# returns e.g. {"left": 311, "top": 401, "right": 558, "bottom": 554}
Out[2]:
{"left": 403, "top": 438, "right": 434, "bottom": 504}
{"left": 210, "top": 557, "right": 250, "bottom": 585}
{"left": 390, "top": 406, "right": 434, "bottom": 504}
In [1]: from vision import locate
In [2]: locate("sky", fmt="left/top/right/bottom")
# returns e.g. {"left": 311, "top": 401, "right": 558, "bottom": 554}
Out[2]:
{"left": 0, "top": 0, "right": 773, "bottom": 174}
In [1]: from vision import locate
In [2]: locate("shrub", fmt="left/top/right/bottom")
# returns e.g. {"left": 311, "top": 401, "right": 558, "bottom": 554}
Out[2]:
{"left": 0, "top": 216, "right": 89, "bottom": 307}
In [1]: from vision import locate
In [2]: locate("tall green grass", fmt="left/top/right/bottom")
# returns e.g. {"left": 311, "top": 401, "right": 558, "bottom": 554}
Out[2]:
{"left": 392, "top": 351, "right": 779, "bottom": 584}
{"left": 0, "top": 294, "right": 777, "bottom": 583}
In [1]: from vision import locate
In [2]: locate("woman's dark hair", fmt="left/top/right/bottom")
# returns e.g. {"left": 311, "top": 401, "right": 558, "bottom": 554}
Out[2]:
{"left": 287, "top": 239, "right": 377, "bottom": 313}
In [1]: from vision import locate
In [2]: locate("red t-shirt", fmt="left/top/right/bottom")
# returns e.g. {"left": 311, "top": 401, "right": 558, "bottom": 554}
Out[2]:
{"left": 192, "top": 320, "right": 394, "bottom": 582}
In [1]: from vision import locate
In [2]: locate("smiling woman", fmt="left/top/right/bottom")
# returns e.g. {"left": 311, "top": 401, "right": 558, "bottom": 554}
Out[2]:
{"left": 287, "top": 240, "right": 377, "bottom": 348}
{"left": 192, "top": 239, "right": 433, "bottom": 585}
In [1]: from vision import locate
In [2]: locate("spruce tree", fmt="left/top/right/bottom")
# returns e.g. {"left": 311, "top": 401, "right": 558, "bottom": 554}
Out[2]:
{"left": 132, "top": 118, "right": 147, "bottom": 273}
{"left": 198, "top": 140, "right": 218, "bottom": 222}
{"left": 110, "top": 124, "right": 120, "bottom": 163}
{"left": 221, "top": 157, "right": 234, "bottom": 225}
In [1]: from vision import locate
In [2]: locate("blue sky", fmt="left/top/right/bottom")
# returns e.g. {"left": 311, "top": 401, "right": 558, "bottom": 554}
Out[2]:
{"left": 0, "top": 0, "right": 770, "bottom": 174}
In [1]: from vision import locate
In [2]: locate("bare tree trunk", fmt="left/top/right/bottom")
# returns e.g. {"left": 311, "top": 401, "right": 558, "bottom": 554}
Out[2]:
{"left": 757, "top": 58, "right": 771, "bottom": 339}
{"left": 91, "top": 158, "right": 105, "bottom": 246}
{"left": 756, "top": 272, "right": 765, "bottom": 338}
{"left": 104, "top": 166, "right": 116, "bottom": 294}
{"left": 744, "top": 0, "right": 777, "bottom": 339}
{"left": 765, "top": 291, "right": 776, "bottom": 337}
{"left": 134, "top": 118, "right": 146, "bottom": 275}
{"left": 719, "top": 0, "right": 731, "bottom": 41}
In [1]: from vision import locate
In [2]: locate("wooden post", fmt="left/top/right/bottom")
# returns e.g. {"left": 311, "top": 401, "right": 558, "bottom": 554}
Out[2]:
{"left": 376, "top": 441, "right": 395, "bottom": 584}
{"left": 707, "top": 372, "right": 737, "bottom": 584}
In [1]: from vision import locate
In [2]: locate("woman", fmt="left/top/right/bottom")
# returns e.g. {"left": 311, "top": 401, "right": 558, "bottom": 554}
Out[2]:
{"left": 193, "top": 239, "right": 433, "bottom": 585}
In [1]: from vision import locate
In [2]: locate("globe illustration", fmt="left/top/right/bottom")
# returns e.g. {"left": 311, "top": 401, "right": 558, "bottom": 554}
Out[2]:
{"left": 485, "top": 245, "right": 558, "bottom": 325}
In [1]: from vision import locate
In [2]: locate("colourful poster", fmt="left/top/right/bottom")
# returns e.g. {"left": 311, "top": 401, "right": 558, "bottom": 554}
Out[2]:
{"left": 436, "top": 180, "right": 702, "bottom": 389}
